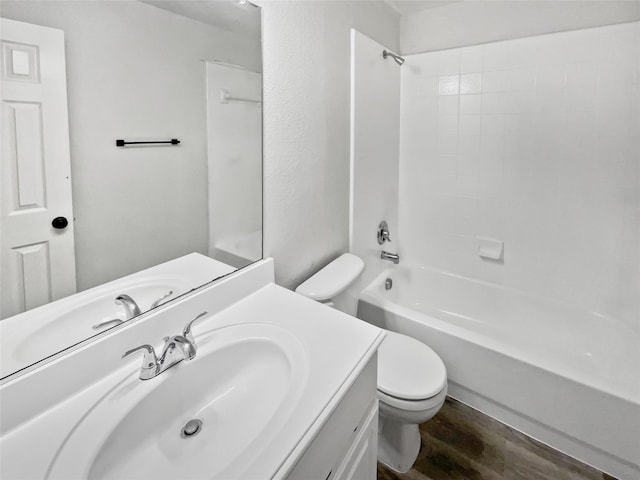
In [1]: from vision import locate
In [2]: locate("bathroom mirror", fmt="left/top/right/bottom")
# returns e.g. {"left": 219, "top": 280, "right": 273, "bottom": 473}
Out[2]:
{"left": 0, "top": 0, "right": 262, "bottom": 379}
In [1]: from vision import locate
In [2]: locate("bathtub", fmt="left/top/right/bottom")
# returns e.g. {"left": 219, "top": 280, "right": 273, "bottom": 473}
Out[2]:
{"left": 357, "top": 266, "right": 640, "bottom": 480}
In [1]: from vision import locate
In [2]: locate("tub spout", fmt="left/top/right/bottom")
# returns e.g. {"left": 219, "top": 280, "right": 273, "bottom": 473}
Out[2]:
{"left": 381, "top": 251, "right": 400, "bottom": 264}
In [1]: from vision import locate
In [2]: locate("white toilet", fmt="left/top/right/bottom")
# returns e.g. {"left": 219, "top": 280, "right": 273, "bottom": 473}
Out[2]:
{"left": 295, "top": 253, "right": 447, "bottom": 473}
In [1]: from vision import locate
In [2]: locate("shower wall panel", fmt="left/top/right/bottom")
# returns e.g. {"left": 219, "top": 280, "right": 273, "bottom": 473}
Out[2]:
{"left": 342, "top": 28, "right": 402, "bottom": 315}
{"left": 399, "top": 22, "right": 640, "bottom": 330}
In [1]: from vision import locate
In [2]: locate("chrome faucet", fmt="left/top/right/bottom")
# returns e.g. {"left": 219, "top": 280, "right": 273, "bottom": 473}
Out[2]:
{"left": 122, "top": 311, "right": 208, "bottom": 380}
{"left": 115, "top": 294, "right": 142, "bottom": 320}
{"left": 377, "top": 220, "right": 392, "bottom": 245}
{"left": 381, "top": 251, "right": 400, "bottom": 264}
{"left": 378, "top": 221, "right": 399, "bottom": 264}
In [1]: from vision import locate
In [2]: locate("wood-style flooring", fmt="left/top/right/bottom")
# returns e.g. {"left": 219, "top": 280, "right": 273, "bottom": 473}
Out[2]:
{"left": 377, "top": 397, "right": 617, "bottom": 480}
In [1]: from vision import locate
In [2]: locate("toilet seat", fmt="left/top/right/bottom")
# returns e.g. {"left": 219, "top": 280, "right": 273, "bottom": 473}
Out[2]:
{"left": 378, "top": 386, "right": 447, "bottom": 412}
{"left": 377, "top": 331, "right": 447, "bottom": 401}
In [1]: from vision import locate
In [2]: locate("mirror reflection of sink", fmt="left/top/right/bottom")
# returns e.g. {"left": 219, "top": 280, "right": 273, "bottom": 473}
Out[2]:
{"left": 48, "top": 323, "right": 308, "bottom": 480}
{"left": 2, "top": 276, "right": 190, "bottom": 371}
{"left": 0, "top": 254, "right": 236, "bottom": 378}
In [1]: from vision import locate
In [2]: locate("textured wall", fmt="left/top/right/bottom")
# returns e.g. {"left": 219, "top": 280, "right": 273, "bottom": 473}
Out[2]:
{"left": 399, "top": 22, "right": 640, "bottom": 329}
{"left": 401, "top": 1, "right": 640, "bottom": 54}
{"left": 261, "top": 1, "right": 400, "bottom": 289}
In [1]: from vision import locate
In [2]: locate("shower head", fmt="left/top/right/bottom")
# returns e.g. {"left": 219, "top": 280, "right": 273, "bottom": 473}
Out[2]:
{"left": 382, "top": 50, "right": 405, "bottom": 66}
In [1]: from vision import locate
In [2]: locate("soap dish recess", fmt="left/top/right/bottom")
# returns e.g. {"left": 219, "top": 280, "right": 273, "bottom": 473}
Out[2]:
{"left": 476, "top": 236, "right": 504, "bottom": 261}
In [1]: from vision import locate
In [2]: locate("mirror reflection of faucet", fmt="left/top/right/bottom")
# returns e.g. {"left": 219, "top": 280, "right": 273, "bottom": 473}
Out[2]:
{"left": 95, "top": 291, "right": 175, "bottom": 331}
{"left": 114, "top": 294, "right": 142, "bottom": 320}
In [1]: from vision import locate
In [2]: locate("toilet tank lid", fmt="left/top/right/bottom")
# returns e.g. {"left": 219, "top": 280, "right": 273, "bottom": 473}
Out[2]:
{"left": 295, "top": 253, "right": 365, "bottom": 301}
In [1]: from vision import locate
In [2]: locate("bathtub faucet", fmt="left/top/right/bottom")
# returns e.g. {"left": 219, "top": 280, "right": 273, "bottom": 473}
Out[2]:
{"left": 381, "top": 250, "right": 400, "bottom": 264}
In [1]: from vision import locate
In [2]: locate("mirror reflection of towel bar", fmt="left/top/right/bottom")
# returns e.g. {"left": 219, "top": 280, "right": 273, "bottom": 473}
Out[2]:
{"left": 220, "top": 88, "right": 261, "bottom": 104}
{"left": 116, "top": 139, "right": 180, "bottom": 147}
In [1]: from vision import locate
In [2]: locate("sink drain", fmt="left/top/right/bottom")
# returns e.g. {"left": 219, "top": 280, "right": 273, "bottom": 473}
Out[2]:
{"left": 181, "top": 419, "right": 203, "bottom": 438}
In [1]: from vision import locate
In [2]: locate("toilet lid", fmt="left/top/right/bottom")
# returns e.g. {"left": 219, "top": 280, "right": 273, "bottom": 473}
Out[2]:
{"left": 295, "top": 253, "right": 364, "bottom": 301}
{"left": 378, "top": 331, "right": 447, "bottom": 401}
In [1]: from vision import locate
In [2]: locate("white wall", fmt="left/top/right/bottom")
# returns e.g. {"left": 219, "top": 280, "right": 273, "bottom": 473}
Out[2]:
{"left": 206, "top": 62, "right": 262, "bottom": 268}
{"left": 399, "top": 22, "right": 640, "bottom": 329}
{"left": 1, "top": 1, "right": 261, "bottom": 290}
{"left": 260, "top": 0, "right": 400, "bottom": 289}
{"left": 401, "top": 1, "right": 640, "bottom": 54}
{"left": 348, "top": 28, "right": 400, "bottom": 313}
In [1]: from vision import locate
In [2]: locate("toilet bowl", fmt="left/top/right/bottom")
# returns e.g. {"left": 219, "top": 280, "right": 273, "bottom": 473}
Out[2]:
{"left": 295, "top": 253, "right": 448, "bottom": 473}
{"left": 376, "top": 330, "right": 447, "bottom": 472}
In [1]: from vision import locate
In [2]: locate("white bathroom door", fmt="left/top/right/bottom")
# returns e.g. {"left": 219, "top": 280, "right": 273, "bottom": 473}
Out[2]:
{"left": 0, "top": 18, "right": 77, "bottom": 319}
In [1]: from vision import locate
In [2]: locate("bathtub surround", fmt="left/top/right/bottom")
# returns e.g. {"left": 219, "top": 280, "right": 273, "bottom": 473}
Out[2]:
{"left": 348, "top": 29, "right": 402, "bottom": 311}
{"left": 350, "top": 29, "right": 400, "bottom": 260}
{"left": 399, "top": 21, "right": 640, "bottom": 330}
{"left": 400, "top": 1, "right": 640, "bottom": 54}
{"left": 378, "top": 397, "right": 617, "bottom": 480}
{"left": 345, "top": 11, "right": 639, "bottom": 480}
{"left": 260, "top": 0, "right": 400, "bottom": 289}
{"left": 0, "top": 1, "right": 261, "bottom": 291}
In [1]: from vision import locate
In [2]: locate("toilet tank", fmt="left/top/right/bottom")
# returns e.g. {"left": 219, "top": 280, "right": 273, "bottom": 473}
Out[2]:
{"left": 295, "top": 254, "right": 365, "bottom": 315}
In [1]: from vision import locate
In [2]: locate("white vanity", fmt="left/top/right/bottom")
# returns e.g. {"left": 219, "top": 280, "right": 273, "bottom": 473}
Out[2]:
{"left": 0, "top": 259, "right": 384, "bottom": 479}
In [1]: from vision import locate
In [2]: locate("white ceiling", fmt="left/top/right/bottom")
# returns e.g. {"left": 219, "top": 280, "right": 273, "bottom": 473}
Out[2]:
{"left": 141, "top": 0, "right": 261, "bottom": 38}
{"left": 385, "top": 0, "right": 462, "bottom": 15}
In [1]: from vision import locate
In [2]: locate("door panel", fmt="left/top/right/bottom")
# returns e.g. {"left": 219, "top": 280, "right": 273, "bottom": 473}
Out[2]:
{"left": 6, "top": 101, "right": 46, "bottom": 209}
{"left": 1, "top": 18, "right": 76, "bottom": 319}
{"left": 11, "top": 242, "right": 51, "bottom": 311}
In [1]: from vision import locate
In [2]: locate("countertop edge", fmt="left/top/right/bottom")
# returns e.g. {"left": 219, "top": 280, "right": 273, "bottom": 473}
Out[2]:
{"left": 272, "top": 328, "right": 386, "bottom": 479}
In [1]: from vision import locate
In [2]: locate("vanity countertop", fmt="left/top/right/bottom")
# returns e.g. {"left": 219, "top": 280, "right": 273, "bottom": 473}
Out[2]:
{"left": 0, "top": 259, "right": 384, "bottom": 479}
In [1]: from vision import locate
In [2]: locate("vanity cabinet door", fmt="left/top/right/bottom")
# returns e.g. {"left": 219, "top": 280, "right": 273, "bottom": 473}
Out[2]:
{"left": 333, "top": 401, "right": 378, "bottom": 480}
{"left": 285, "top": 357, "right": 377, "bottom": 480}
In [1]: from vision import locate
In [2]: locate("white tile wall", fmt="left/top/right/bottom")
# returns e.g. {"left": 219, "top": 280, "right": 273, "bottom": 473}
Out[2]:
{"left": 399, "top": 22, "right": 640, "bottom": 329}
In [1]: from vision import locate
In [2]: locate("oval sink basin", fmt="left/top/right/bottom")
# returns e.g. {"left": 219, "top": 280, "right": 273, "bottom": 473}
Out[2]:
{"left": 48, "top": 323, "right": 308, "bottom": 479}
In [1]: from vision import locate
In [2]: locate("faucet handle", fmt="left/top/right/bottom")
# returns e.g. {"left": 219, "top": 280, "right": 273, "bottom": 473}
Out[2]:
{"left": 122, "top": 344, "right": 158, "bottom": 372}
{"left": 92, "top": 318, "right": 124, "bottom": 330}
{"left": 183, "top": 311, "right": 208, "bottom": 344}
{"left": 150, "top": 290, "right": 174, "bottom": 309}
{"left": 377, "top": 220, "right": 391, "bottom": 245}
